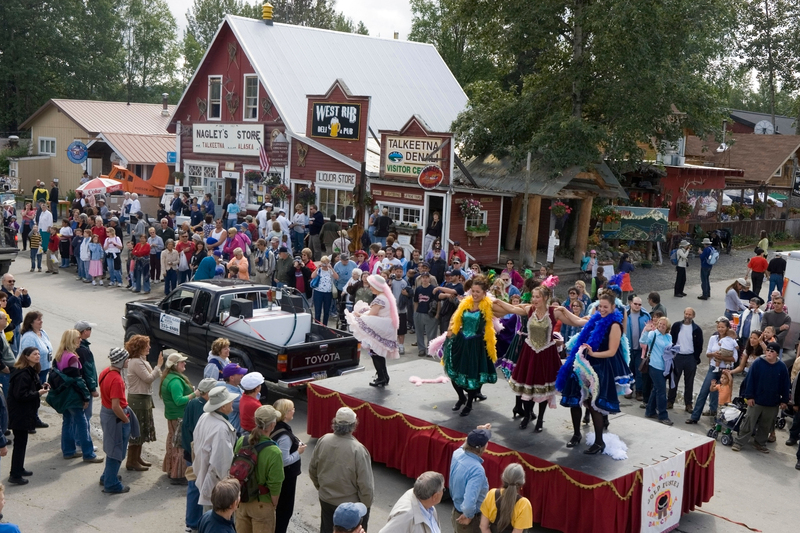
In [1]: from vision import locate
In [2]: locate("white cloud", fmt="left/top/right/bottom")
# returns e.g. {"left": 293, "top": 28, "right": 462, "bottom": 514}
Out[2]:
{"left": 166, "top": 0, "right": 413, "bottom": 39}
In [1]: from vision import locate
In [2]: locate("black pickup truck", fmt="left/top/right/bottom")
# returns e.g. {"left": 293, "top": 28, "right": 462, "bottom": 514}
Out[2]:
{"left": 122, "top": 280, "right": 363, "bottom": 388}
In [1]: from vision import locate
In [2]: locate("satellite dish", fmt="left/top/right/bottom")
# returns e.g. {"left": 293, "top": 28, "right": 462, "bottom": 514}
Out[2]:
{"left": 754, "top": 120, "right": 775, "bottom": 135}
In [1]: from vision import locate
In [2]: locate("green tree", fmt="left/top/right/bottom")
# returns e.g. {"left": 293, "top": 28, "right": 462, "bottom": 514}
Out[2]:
{"left": 451, "top": 0, "right": 736, "bottom": 173}
{"left": 121, "top": 0, "right": 180, "bottom": 103}
{"left": 408, "top": 0, "right": 496, "bottom": 89}
{"left": 332, "top": 12, "right": 369, "bottom": 34}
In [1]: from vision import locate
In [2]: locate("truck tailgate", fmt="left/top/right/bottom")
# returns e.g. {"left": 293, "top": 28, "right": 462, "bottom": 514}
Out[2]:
{"left": 288, "top": 337, "right": 359, "bottom": 374}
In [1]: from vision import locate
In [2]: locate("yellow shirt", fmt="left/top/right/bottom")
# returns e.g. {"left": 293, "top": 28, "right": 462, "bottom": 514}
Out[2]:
{"left": 480, "top": 488, "right": 533, "bottom": 531}
{"left": 1, "top": 309, "right": 11, "bottom": 342}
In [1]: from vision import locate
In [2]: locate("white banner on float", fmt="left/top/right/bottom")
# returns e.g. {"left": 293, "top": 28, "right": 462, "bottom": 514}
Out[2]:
{"left": 641, "top": 452, "right": 684, "bottom": 533}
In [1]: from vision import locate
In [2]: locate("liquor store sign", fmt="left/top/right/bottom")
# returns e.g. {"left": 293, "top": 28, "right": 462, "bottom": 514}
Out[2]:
{"left": 193, "top": 124, "right": 264, "bottom": 156}
{"left": 384, "top": 136, "right": 443, "bottom": 178}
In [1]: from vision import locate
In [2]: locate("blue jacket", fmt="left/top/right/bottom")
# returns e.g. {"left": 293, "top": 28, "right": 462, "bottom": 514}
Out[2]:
{"left": 448, "top": 447, "right": 488, "bottom": 519}
{"left": 700, "top": 246, "right": 713, "bottom": 269}
{"left": 193, "top": 256, "right": 218, "bottom": 281}
{"left": 88, "top": 243, "right": 104, "bottom": 261}
{"left": 202, "top": 199, "right": 215, "bottom": 217}
{"left": 625, "top": 307, "right": 650, "bottom": 348}
{"left": 0, "top": 287, "right": 31, "bottom": 329}
{"left": 639, "top": 330, "right": 672, "bottom": 371}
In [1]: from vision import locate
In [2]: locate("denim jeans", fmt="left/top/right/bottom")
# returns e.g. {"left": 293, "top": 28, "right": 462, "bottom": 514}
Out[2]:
{"left": 164, "top": 270, "right": 177, "bottom": 294}
{"left": 700, "top": 267, "right": 711, "bottom": 298}
{"left": 178, "top": 269, "right": 192, "bottom": 285}
{"left": 101, "top": 421, "right": 130, "bottom": 493}
{"left": 185, "top": 460, "right": 203, "bottom": 528}
{"left": 768, "top": 273, "right": 784, "bottom": 300}
{"left": 375, "top": 236, "right": 387, "bottom": 247}
{"left": 29, "top": 249, "right": 41, "bottom": 270}
{"left": 106, "top": 256, "right": 122, "bottom": 284}
{"left": 11, "top": 325, "right": 20, "bottom": 359}
{"left": 291, "top": 231, "right": 305, "bottom": 253}
{"left": 62, "top": 407, "right": 96, "bottom": 459}
{"left": 691, "top": 367, "right": 721, "bottom": 421}
{"left": 313, "top": 290, "right": 333, "bottom": 325}
{"left": 133, "top": 260, "right": 150, "bottom": 292}
{"left": 646, "top": 366, "right": 669, "bottom": 420}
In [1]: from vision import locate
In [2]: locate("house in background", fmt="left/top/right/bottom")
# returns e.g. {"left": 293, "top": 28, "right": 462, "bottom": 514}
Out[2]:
{"left": 12, "top": 98, "right": 176, "bottom": 194}
{"left": 728, "top": 109, "right": 797, "bottom": 135}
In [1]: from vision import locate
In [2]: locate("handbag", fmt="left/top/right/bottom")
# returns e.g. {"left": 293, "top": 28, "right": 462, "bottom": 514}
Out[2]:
{"left": 310, "top": 275, "right": 320, "bottom": 289}
{"left": 639, "top": 332, "right": 657, "bottom": 373}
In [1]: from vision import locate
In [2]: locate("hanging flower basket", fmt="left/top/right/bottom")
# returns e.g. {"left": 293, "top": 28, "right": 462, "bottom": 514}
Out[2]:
{"left": 676, "top": 202, "right": 692, "bottom": 219}
{"left": 297, "top": 186, "right": 316, "bottom": 206}
{"left": 245, "top": 170, "right": 263, "bottom": 183}
{"left": 549, "top": 200, "right": 572, "bottom": 218}
{"left": 458, "top": 198, "right": 483, "bottom": 218}
{"left": 270, "top": 184, "right": 290, "bottom": 202}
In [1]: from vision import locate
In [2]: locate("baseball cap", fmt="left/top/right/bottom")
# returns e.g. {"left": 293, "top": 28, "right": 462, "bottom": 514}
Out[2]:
{"left": 74, "top": 320, "right": 96, "bottom": 332}
{"left": 222, "top": 363, "right": 248, "bottom": 378}
{"left": 766, "top": 342, "right": 781, "bottom": 353}
{"left": 467, "top": 428, "right": 491, "bottom": 447}
{"left": 241, "top": 372, "right": 265, "bottom": 391}
{"left": 445, "top": 269, "right": 455, "bottom": 276}
{"left": 333, "top": 502, "right": 367, "bottom": 530}
{"left": 196, "top": 378, "right": 219, "bottom": 393}
{"left": 278, "top": 246, "right": 288, "bottom": 253}
{"left": 334, "top": 407, "right": 357, "bottom": 424}
{"left": 212, "top": 249, "right": 222, "bottom": 257}
{"left": 110, "top": 216, "right": 119, "bottom": 223}
{"left": 453, "top": 241, "right": 460, "bottom": 246}
{"left": 420, "top": 262, "right": 430, "bottom": 269}
{"left": 340, "top": 252, "right": 350, "bottom": 260}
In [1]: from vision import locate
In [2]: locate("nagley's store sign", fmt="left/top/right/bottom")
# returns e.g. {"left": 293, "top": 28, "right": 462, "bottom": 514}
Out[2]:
{"left": 193, "top": 124, "right": 265, "bottom": 157}
{"left": 384, "top": 136, "right": 443, "bottom": 178}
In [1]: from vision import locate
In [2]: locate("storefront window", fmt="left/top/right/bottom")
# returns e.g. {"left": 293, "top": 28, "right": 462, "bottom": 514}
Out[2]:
{"left": 465, "top": 210, "right": 488, "bottom": 229}
{"left": 319, "top": 187, "right": 354, "bottom": 221}
{"left": 378, "top": 203, "right": 422, "bottom": 225}
{"left": 186, "top": 163, "right": 218, "bottom": 188}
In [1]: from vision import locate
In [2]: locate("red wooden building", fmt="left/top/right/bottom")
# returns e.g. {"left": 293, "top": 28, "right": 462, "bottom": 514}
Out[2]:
{"left": 167, "top": 14, "right": 509, "bottom": 264}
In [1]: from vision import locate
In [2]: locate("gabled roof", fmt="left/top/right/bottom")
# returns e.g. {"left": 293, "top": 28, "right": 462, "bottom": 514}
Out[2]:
{"left": 730, "top": 109, "right": 796, "bottom": 135}
{"left": 88, "top": 133, "right": 176, "bottom": 165}
{"left": 176, "top": 16, "right": 467, "bottom": 137}
{"left": 20, "top": 99, "right": 176, "bottom": 135}
{"left": 685, "top": 134, "right": 800, "bottom": 183}
{"left": 453, "top": 155, "right": 628, "bottom": 199}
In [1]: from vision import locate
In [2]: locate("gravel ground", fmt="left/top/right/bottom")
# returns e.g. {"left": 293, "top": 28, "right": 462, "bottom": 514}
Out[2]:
{"left": 627, "top": 246, "right": 754, "bottom": 294}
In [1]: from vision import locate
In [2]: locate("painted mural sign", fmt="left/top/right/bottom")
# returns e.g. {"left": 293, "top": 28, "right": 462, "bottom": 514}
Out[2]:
{"left": 686, "top": 189, "right": 719, "bottom": 220}
{"left": 601, "top": 207, "right": 670, "bottom": 242}
{"left": 384, "top": 136, "right": 443, "bottom": 178}
{"left": 311, "top": 102, "right": 361, "bottom": 140}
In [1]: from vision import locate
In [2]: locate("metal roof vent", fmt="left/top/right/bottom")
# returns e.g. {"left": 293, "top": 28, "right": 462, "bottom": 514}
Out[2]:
{"left": 263, "top": 3, "right": 273, "bottom": 25}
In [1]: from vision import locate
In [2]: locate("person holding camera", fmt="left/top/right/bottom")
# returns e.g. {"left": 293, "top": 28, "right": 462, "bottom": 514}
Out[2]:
{"left": 389, "top": 265, "right": 411, "bottom": 355}
{"left": 288, "top": 255, "right": 312, "bottom": 298}
{"left": 8, "top": 347, "right": 49, "bottom": 485}
{"left": 434, "top": 269, "right": 465, "bottom": 335}
{"left": 311, "top": 256, "right": 339, "bottom": 326}
{"left": 413, "top": 273, "right": 438, "bottom": 358}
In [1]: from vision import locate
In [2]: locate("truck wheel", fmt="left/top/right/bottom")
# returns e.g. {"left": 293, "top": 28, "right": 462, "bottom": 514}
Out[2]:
{"left": 124, "top": 323, "right": 161, "bottom": 362}
{"left": 228, "top": 349, "right": 253, "bottom": 370}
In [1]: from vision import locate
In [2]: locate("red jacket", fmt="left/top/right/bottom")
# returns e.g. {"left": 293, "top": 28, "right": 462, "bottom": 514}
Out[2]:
{"left": 132, "top": 243, "right": 151, "bottom": 258}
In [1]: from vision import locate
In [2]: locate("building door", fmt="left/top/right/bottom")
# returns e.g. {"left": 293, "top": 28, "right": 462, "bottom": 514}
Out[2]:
{"left": 424, "top": 192, "right": 446, "bottom": 251}
{"left": 208, "top": 179, "right": 225, "bottom": 208}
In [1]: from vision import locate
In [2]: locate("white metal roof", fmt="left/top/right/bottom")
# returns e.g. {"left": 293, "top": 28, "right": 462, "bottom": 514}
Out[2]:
{"left": 225, "top": 15, "right": 468, "bottom": 137}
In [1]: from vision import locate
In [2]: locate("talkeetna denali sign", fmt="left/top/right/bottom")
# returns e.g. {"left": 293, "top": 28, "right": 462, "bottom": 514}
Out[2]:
{"left": 384, "top": 136, "right": 443, "bottom": 178}
{"left": 311, "top": 102, "right": 361, "bottom": 140}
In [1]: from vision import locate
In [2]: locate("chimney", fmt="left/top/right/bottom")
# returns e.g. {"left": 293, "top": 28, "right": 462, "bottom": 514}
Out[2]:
{"left": 263, "top": 3, "right": 273, "bottom": 25}
{"left": 393, "top": 32, "right": 399, "bottom": 40}
{"left": 161, "top": 93, "right": 169, "bottom": 116}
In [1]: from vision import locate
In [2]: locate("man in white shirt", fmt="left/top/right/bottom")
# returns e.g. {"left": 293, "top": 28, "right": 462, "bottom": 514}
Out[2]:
{"left": 38, "top": 202, "right": 53, "bottom": 234}
{"left": 276, "top": 209, "right": 291, "bottom": 235}
{"left": 129, "top": 193, "right": 141, "bottom": 217}
{"left": 379, "top": 472, "right": 443, "bottom": 533}
{"left": 256, "top": 204, "right": 270, "bottom": 239}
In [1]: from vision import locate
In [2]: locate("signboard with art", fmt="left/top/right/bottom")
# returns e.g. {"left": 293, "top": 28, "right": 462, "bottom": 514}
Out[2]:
{"left": 601, "top": 207, "right": 670, "bottom": 242}
{"left": 684, "top": 189, "right": 719, "bottom": 220}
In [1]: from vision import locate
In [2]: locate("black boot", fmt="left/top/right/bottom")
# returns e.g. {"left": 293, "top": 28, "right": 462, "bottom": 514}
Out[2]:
{"left": 452, "top": 384, "right": 467, "bottom": 411}
{"left": 512, "top": 396, "right": 525, "bottom": 419}
{"left": 534, "top": 402, "right": 547, "bottom": 433}
{"left": 460, "top": 391, "right": 475, "bottom": 416}
{"left": 582, "top": 408, "right": 590, "bottom": 425}
{"left": 369, "top": 354, "right": 388, "bottom": 387}
{"left": 519, "top": 400, "right": 534, "bottom": 429}
{"left": 585, "top": 409, "right": 606, "bottom": 455}
{"left": 567, "top": 407, "right": 582, "bottom": 447}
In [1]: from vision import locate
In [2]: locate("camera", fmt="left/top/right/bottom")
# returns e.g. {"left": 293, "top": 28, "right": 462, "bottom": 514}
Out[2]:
{"left": 389, "top": 274, "right": 396, "bottom": 280}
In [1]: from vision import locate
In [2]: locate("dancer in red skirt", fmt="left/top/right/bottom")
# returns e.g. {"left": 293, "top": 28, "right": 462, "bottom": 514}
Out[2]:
{"left": 494, "top": 286, "right": 562, "bottom": 431}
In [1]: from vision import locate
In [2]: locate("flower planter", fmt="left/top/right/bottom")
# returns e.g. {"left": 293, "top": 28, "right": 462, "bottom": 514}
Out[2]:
{"left": 394, "top": 225, "right": 419, "bottom": 236}
{"left": 465, "top": 229, "right": 490, "bottom": 246}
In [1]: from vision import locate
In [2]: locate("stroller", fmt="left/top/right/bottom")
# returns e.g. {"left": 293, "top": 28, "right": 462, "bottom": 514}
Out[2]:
{"left": 708, "top": 397, "right": 747, "bottom": 446}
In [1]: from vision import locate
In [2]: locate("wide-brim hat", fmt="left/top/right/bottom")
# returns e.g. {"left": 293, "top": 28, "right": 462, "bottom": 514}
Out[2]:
{"left": 701, "top": 238, "right": 712, "bottom": 245}
{"left": 203, "top": 386, "right": 238, "bottom": 412}
{"left": 679, "top": 240, "right": 690, "bottom": 247}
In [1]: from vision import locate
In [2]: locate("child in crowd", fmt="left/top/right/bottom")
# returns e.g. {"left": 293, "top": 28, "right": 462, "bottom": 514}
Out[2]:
{"left": 710, "top": 369, "right": 733, "bottom": 407}
{"left": 46, "top": 226, "right": 60, "bottom": 274}
{"left": 104, "top": 227, "right": 124, "bottom": 287}
{"left": 29, "top": 225, "right": 42, "bottom": 272}
{"left": 70, "top": 225, "right": 83, "bottom": 269}
{"left": 88, "top": 234, "right": 105, "bottom": 286}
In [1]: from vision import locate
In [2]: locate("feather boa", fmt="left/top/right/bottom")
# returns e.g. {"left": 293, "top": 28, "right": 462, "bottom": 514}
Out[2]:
{"left": 542, "top": 275, "right": 559, "bottom": 289}
{"left": 586, "top": 432, "right": 628, "bottom": 460}
{"left": 556, "top": 309, "right": 622, "bottom": 392}
{"left": 449, "top": 295, "right": 498, "bottom": 362}
{"left": 609, "top": 273, "right": 624, "bottom": 287}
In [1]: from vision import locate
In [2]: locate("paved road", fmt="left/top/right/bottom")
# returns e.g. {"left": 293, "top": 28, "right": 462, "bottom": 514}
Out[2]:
{"left": 1, "top": 259, "right": 796, "bottom": 533}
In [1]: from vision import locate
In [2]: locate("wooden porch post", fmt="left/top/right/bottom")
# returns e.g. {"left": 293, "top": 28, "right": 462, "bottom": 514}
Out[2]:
{"left": 573, "top": 195, "right": 593, "bottom": 263}
{"left": 524, "top": 195, "right": 542, "bottom": 265}
{"left": 505, "top": 196, "right": 523, "bottom": 251}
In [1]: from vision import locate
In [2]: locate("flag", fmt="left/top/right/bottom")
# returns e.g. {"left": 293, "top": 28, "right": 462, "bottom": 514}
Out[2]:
{"left": 259, "top": 143, "right": 271, "bottom": 173}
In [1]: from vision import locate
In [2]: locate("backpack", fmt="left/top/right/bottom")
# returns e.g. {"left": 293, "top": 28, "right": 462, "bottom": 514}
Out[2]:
{"left": 669, "top": 249, "right": 678, "bottom": 266}
{"left": 229, "top": 440, "right": 275, "bottom": 503}
{"left": 707, "top": 247, "right": 719, "bottom": 265}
